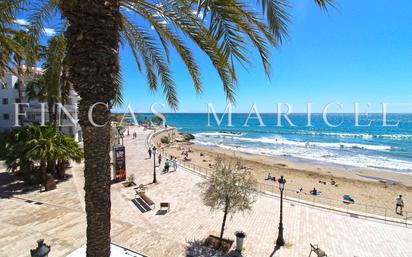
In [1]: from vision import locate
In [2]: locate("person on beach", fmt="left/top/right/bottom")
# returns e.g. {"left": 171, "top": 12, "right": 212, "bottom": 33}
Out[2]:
{"left": 396, "top": 195, "right": 404, "bottom": 215}
{"left": 158, "top": 154, "right": 162, "bottom": 165}
{"left": 148, "top": 148, "right": 152, "bottom": 158}
{"left": 310, "top": 188, "right": 318, "bottom": 196}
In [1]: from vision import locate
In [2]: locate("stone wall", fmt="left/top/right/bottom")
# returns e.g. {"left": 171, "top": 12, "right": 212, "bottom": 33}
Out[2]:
{"left": 148, "top": 127, "right": 177, "bottom": 147}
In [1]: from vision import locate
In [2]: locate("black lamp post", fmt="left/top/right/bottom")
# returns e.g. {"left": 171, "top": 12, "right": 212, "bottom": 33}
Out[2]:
{"left": 276, "top": 176, "right": 286, "bottom": 247}
{"left": 117, "top": 126, "right": 125, "bottom": 145}
{"left": 152, "top": 146, "right": 157, "bottom": 183}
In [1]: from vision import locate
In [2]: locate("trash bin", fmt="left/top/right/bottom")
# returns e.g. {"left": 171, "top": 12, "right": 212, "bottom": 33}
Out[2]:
{"left": 235, "top": 231, "right": 246, "bottom": 252}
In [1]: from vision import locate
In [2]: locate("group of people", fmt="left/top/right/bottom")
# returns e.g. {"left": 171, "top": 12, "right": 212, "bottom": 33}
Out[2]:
{"left": 181, "top": 149, "right": 192, "bottom": 161}
{"left": 160, "top": 156, "right": 178, "bottom": 173}
{"left": 147, "top": 146, "right": 178, "bottom": 173}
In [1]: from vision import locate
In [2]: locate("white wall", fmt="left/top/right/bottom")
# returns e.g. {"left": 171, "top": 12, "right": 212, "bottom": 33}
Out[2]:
{"left": 0, "top": 73, "right": 18, "bottom": 132}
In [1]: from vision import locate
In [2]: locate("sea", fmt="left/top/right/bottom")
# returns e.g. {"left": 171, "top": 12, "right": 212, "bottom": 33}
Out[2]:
{"left": 159, "top": 113, "right": 412, "bottom": 174}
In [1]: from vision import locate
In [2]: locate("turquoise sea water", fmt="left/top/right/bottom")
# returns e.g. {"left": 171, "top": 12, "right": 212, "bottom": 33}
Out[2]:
{"left": 160, "top": 113, "right": 412, "bottom": 173}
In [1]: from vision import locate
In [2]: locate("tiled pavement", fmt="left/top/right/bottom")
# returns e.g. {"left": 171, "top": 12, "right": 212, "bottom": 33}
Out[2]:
{"left": 1, "top": 126, "right": 411, "bottom": 257}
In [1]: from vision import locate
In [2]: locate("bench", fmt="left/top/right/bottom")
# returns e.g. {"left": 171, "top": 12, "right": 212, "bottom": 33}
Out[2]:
{"left": 309, "top": 243, "right": 327, "bottom": 257}
{"left": 138, "top": 192, "right": 155, "bottom": 207}
{"left": 160, "top": 202, "right": 170, "bottom": 212}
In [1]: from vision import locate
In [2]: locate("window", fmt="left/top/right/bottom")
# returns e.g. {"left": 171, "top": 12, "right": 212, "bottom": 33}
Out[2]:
{"left": 1, "top": 82, "right": 6, "bottom": 89}
{"left": 27, "top": 113, "right": 36, "bottom": 121}
{"left": 3, "top": 113, "right": 9, "bottom": 120}
{"left": 15, "top": 98, "right": 20, "bottom": 103}
{"left": 2, "top": 98, "right": 8, "bottom": 105}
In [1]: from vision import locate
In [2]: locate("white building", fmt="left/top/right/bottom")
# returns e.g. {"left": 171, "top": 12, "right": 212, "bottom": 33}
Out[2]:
{"left": 0, "top": 69, "right": 82, "bottom": 142}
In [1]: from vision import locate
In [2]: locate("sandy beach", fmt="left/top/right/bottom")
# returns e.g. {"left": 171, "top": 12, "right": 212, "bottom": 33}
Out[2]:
{"left": 164, "top": 140, "right": 412, "bottom": 217}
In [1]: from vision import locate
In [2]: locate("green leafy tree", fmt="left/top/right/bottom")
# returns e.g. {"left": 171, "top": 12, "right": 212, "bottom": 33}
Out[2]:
{"left": 4, "top": 0, "right": 334, "bottom": 255}
{"left": 201, "top": 157, "right": 257, "bottom": 247}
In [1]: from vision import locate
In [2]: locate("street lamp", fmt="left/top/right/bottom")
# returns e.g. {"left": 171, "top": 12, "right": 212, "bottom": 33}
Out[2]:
{"left": 117, "top": 126, "right": 126, "bottom": 145}
{"left": 276, "top": 176, "right": 286, "bottom": 247}
{"left": 152, "top": 146, "right": 157, "bottom": 183}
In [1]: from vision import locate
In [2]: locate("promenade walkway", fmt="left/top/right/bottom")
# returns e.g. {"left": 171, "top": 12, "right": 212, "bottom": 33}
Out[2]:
{"left": 1, "top": 126, "right": 412, "bottom": 257}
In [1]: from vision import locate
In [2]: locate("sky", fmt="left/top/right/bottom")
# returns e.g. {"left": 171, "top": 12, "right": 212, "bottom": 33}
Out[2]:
{"left": 20, "top": 0, "right": 412, "bottom": 113}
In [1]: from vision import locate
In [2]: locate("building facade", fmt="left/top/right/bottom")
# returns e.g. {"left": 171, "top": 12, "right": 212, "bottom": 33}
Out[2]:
{"left": 0, "top": 69, "right": 82, "bottom": 142}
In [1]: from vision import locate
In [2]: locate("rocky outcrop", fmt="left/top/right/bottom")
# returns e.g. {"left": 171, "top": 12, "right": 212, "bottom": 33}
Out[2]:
{"left": 176, "top": 133, "right": 195, "bottom": 142}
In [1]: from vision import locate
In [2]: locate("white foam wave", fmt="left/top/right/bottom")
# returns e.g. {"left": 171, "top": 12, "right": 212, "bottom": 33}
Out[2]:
{"left": 193, "top": 140, "right": 412, "bottom": 171}
{"left": 195, "top": 131, "right": 243, "bottom": 138}
{"left": 294, "top": 131, "right": 412, "bottom": 140}
{"left": 233, "top": 136, "right": 393, "bottom": 151}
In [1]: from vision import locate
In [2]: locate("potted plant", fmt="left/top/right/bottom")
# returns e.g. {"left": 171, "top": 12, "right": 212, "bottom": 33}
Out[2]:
{"left": 235, "top": 231, "right": 246, "bottom": 252}
{"left": 122, "top": 174, "right": 136, "bottom": 187}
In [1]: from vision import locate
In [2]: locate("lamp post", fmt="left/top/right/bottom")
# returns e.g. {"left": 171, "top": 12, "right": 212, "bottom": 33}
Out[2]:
{"left": 152, "top": 146, "right": 157, "bottom": 183}
{"left": 276, "top": 176, "right": 286, "bottom": 247}
{"left": 116, "top": 127, "right": 121, "bottom": 144}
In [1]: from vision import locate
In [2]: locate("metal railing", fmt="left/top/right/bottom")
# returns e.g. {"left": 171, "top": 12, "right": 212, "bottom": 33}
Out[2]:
{"left": 147, "top": 128, "right": 411, "bottom": 227}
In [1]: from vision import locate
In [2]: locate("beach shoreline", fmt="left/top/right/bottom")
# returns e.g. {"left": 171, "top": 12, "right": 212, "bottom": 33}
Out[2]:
{"left": 164, "top": 137, "right": 412, "bottom": 214}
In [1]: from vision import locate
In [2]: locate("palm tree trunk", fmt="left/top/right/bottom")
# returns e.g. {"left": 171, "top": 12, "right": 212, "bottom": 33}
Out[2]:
{"left": 40, "top": 160, "right": 47, "bottom": 189}
{"left": 62, "top": 1, "right": 120, "bottom": 257}
{"left": 47, "top": 100, "right": 55, "bottom": 126}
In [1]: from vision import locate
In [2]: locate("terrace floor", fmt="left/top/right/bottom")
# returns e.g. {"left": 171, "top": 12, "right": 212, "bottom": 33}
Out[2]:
{"left": 1, "top": 126, "right": 411, "bottom": 257}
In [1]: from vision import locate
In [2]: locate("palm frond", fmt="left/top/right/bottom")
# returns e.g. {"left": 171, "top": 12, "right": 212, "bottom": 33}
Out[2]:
{"left": 121, "top": 2, "right": 202, "bottom": 93}
{"left": 314, "top": 0, "right": 336, "bottom": 10}
{"left": 122, "top": 16, "right": 178, "bottom": 109}
{"left": 28, "top": 0, "right": 60, "bottom": 41}
{"left": 123, "top": 0, "right": 236, "bottom": 103}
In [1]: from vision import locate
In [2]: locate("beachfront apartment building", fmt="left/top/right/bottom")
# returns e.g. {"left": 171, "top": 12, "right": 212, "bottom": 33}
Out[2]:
{"left": 0, "top": 68, "right": 82, "bottom": 142}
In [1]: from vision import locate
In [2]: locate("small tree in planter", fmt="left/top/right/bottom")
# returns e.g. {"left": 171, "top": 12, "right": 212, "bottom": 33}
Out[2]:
{"left": 200, "top": 157, "right": 257, "bottom": 250}
{"left": 123, "top": 174, "right": 135, "bottom": 187}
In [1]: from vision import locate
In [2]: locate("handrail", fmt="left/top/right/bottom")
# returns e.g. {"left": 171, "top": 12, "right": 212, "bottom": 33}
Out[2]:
{"left": 147, "top": 127, "right": 411, "bottom": 227}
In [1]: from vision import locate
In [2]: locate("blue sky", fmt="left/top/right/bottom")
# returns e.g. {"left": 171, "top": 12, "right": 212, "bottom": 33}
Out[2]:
{"left": 24, "top": 0, "right": 412, "bottom": 113}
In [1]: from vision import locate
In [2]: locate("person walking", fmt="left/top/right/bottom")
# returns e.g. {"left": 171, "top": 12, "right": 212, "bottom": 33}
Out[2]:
{"left": 172, "top": 157, "right": 177, "bottom": 171}
{"left": 158, "top": 153, "right": 162, "bottom": 165}
{"left": 164, "top": 158, "right": 170, "bottom": 173}
{"left": 396, "top": 195, "right": 404, "bottom": 215}
{"left": 148, "top": 148, "right": 152, "bottom": 158}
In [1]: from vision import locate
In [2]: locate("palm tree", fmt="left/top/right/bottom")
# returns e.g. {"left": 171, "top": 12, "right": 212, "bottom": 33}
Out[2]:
{"left": 0, "top": 126, "right": 34, "bottom": 175}
{"left": 26, "top": 125, "right": 83, "bottom": 185}
{"left": 43, "top": 35, "right": 68, "bottom": 126}
{"left": 9, "top": 0, "right": 334, "bottom": 255}
{"left": 0, "top": 0, "right": 41, "bottom": 81}
{"left": 25, "top": 35, "right": 68, "bottom": 126}
{"left": 0, "top": 125, "right": 83, "bottom": 185}
{"left": 0, "top": 0, "right": 22, "bottom": 79}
